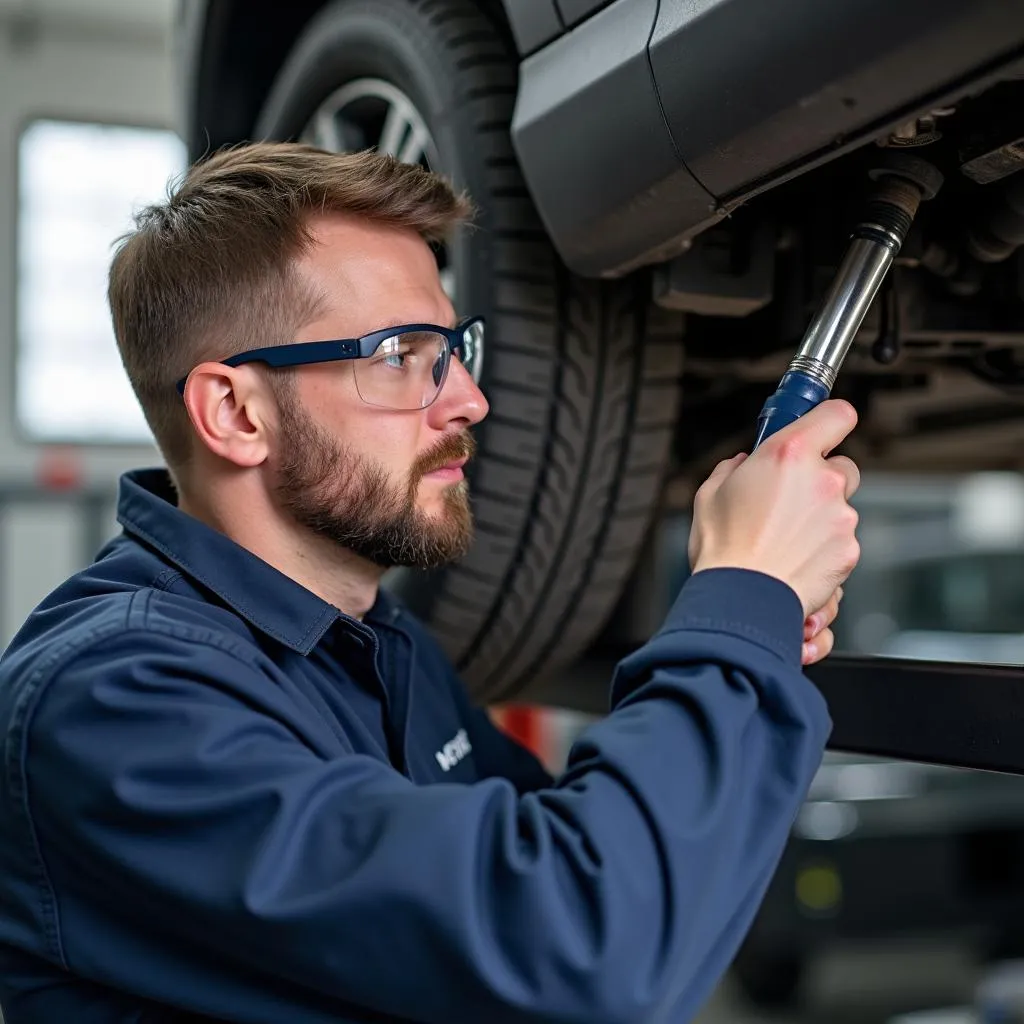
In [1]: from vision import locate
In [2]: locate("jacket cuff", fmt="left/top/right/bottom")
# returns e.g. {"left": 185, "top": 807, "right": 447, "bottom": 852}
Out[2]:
{"left": 663, "top": 568, "right": 805, "bottom": 667}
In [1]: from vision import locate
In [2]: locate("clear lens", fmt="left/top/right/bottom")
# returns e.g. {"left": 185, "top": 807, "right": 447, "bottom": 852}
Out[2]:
{"left": 461, "top": 320, "right": 485, "bottom": 383}
{"left": 354, "top": 331, "right": 448, "bottom": 410}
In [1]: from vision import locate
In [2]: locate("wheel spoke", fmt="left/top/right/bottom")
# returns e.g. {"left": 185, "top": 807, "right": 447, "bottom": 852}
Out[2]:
{"left": 312, "top": 109, "right": 344, "bottom": 152}
{"left": 399, "top": 124, "right": 430, "bottom": 165}
{"left": 302, "top": 80, "right": 451, "bottom": 296}
{"left": 378, "top": 99, "right": 415, "bottom": 158}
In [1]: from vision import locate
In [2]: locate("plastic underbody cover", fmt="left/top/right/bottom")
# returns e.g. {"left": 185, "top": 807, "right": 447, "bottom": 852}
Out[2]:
{"left": 512, "top": 0, "right": 1024, "bottom": 278}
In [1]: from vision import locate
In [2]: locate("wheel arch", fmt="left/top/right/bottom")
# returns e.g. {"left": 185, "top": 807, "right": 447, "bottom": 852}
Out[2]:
{"left": 179, "top": 0, "right": 519, "bottom": 163}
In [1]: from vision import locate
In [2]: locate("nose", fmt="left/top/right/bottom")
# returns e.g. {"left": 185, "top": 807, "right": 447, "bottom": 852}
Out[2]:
{"left": 428, "top": 355, "right": 488, "bottom": 428}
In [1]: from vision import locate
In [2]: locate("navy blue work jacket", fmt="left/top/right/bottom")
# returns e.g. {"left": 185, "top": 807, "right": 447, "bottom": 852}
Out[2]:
{"left": 0, "top": 468, "right": 831, "bottom": 1023}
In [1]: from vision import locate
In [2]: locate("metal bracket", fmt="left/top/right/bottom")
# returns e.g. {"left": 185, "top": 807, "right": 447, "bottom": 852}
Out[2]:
{"left": 809, "top": 654, "right": 1024, "bottom": 775}
{"left": 535, "top": 648, "right": 1024, "bottom": 777}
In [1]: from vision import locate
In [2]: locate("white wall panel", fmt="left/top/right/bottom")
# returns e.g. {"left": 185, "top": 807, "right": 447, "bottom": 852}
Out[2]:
{"left": 0, "top": 5, "right": 175, "bottom": 640}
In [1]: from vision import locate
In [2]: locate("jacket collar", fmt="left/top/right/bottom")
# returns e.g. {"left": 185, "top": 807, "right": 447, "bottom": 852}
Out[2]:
{"left": 116, "top": 468, "right": 352, "bottom": 654}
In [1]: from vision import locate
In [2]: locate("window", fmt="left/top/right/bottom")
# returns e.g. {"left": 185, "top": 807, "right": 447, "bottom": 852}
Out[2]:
{"left": 16, "top": 119, "right": 187, "bottom": 444}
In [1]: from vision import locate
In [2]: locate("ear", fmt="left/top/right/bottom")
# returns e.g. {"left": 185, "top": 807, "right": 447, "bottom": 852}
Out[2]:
{"left": 181, "top": 362, "right": 274, "bottom": 468}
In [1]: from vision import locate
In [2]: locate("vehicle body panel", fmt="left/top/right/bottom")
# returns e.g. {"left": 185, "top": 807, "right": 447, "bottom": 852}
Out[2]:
{"left": 509, "top": 0, "right": 721, "bottom": 279}
{"left": 505, "top": 0, "right": 564, "bottom": 55}
{"left": 555, "top": 0, "right": 613, "bottom": 29}
{"left": 751, "top": 823, "right": 1024, "bottom": 949}
{"left": 511, "top": 0, "right": 1024, "bottom": 277}
{"left": 749, "top": 757, "right": 1024, "bottom": 950}
{"left": 650, "top": 0, "right": 1024, "bottom": 201}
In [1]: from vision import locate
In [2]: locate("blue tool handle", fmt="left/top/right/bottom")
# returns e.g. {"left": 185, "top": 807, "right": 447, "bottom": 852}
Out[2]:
{"left": 753, "top": 371, "right": 831, "bottom": 450}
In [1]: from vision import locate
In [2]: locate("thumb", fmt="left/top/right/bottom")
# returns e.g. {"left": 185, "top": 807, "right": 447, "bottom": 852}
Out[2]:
{"left": 710, "top": 451, "right": 748, "bottom": 481}
{"left": 696, "top": 452, "right": 748, "bottom": 502}
{"left": 764, "top": 399, "right": 858, "bottom": 457}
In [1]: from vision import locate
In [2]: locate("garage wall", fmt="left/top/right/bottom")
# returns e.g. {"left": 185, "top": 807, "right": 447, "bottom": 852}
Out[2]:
{"left": 0, "top": 2, "right": 174, "bottom": 642}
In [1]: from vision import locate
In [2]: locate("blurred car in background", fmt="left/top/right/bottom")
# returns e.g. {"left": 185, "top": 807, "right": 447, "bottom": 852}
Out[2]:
{"left": 734, "top": 750, "right": 1024, "bottom": 1008}
{"left": 878, "top": 548, "right": 1024, "bottom": 665}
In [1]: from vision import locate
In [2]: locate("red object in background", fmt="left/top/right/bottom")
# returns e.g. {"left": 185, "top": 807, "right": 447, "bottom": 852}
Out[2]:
{"left": 36, "top": 447, "right": 83, "bottom": 491}
{"left": 494, "top": 704, "right": 549, "bottom": 762}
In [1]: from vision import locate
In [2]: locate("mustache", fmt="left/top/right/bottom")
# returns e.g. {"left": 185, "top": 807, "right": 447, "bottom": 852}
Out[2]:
{"left": 414, "top": 431, "right": 477, "bottom": 478}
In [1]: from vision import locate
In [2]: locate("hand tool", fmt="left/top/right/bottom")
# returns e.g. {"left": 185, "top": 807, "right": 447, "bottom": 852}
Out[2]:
{"left": 753, "top": 155, "right": 944, "bottom": 449}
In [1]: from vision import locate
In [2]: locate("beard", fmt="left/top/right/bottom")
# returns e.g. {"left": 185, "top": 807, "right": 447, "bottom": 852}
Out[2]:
{"left": 272, "top": 399, "right": 476, "bottom": 570}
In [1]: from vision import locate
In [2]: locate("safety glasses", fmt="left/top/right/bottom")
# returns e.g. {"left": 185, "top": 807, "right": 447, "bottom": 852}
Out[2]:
{"left": 176, "top": 317, "right": 485, "bottom": 411}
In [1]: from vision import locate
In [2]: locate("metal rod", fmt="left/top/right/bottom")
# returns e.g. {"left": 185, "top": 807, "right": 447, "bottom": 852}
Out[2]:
{"left": 751, "top": 174, "right": 929, "bottom": 448}
{"left": 792, "top": 234, "right": 901, "bottom": 390}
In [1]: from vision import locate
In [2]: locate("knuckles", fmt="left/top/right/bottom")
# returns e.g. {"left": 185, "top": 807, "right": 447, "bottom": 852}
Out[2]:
{"left": 838, "top": 505, "right": 859, "bottom": 531}
{"left": 840, "top": 538, "right": 862, "bottom": 574}
{"left": 771, "top": 435, "right": 806, "bottom": 463}
{"left": 816, "top": 467, "right": 849, "bottom": 500}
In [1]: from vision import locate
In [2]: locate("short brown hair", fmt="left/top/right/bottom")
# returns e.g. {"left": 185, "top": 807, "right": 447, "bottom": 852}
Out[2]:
{"left": 108, "top": 142, "right": 472, "bottom": 478}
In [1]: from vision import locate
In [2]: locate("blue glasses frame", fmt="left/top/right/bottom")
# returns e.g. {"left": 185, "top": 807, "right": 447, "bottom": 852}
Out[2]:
{"left": 175, "top": 316, "right": 485, "bottom": 398}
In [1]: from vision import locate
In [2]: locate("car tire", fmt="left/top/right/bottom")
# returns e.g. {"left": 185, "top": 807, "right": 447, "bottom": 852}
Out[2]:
{"left": 254, "top": 0, "right": 684, "bottom": 704}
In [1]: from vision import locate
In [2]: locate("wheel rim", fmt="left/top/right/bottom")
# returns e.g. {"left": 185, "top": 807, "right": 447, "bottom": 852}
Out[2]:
{"left": 300, "top": 78, "right": 456, "bottom": 301}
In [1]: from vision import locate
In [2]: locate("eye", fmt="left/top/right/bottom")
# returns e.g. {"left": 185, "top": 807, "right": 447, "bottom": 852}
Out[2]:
{"left": 372, "top": 336, "right": 417, "bottom": 370}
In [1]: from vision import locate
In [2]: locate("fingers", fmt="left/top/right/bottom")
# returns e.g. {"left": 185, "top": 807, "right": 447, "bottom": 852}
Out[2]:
{"left": 805, "top": 584, "right": 843, "bottom": 640}
{"left": 803, "top": 585, "right": 844, "bottom": 664}
{"left": 803, "top": 627, "right": 834, "bottom": 666}
{"left": 827, "top": 455, "right": 861, "bottom": 500}
{"left": 765, "top": 399, "right": 858, "bottom": 458}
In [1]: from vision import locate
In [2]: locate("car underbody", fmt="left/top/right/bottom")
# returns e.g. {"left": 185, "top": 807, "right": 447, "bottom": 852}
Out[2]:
{"left": 667, "top": 140, "right": 1024, "bottom": 491}
{"left": 661, "top": 99, "right": 1024, "bottom": 489}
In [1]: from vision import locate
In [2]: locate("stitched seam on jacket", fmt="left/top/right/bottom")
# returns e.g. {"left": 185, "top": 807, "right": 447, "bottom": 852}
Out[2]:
{"left": 150, "top": 567, "right": 182, "bottom": 592}
{"left": 122, "top": 520, "right": 336, "bottom": 651}
{"left": 658, "top": 620, "right": 797, "bottom": 664}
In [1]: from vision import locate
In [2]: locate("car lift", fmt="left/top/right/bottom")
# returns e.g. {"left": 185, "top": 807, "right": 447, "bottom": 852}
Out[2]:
{"left": 546, "top": 647, "right": 1024, "bottom": 776}
{"left": 810, "top": 655, "right": 1024, "bottom": 776}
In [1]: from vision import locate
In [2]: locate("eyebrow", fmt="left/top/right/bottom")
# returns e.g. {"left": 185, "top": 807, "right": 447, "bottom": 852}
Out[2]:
{"left": 377, "top": 315, "right": 460, "bottom": 332}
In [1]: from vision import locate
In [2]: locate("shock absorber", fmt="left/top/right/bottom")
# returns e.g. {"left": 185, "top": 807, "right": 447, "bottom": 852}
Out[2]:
{"left": 753, "top": 155, "right": 944, "bottom": 449}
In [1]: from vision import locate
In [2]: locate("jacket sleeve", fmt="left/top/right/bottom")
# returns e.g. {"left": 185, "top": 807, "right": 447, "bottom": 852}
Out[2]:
{"left": 25, "top": 568, "right": 830, "bottom": 1024}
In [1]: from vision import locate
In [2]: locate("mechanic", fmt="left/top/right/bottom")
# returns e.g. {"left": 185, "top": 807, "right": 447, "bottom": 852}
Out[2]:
{"left": 0, "top": 142, "right": 860, "bottom": 1024}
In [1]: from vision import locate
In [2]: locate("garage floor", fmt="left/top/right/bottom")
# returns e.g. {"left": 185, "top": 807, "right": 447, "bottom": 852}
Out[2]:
{"left": 697, "top": 943, "right": 981, "bottom": 1023}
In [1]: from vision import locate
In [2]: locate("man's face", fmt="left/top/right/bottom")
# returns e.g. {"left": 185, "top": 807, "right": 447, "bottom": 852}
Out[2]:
{"left": 269, "top": 214, "right": 489, "bottom": 569}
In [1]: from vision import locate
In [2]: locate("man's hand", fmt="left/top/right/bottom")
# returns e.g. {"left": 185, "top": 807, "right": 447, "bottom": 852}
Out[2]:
{"left": 803, "top": 585, "right": 842, "bottom": 665}
{"left": 688, "top": 399, "right": 862, "bottom": 619}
